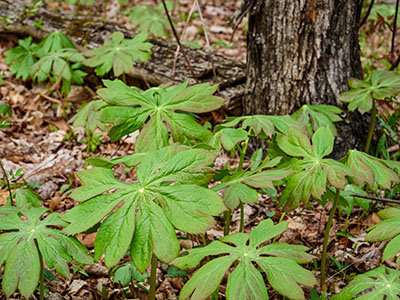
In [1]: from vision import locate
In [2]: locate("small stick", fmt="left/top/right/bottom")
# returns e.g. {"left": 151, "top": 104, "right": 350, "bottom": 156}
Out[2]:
{"left": 391, "top": 0, "right": 400, "bottom": 55}
{"left": 351, "top": 193, "right": 400, "bottom": 204}
{"left": 359, "top": 0, "right": 375, "bottom": 28}
{"left": 172, "top": 0, "right": 197, "bottom": 79}
{"left": 194, "top": 0, "right": 219, "bottom": 93}
{"left": 160, "top": 0, "right": 199, "bottom": 82}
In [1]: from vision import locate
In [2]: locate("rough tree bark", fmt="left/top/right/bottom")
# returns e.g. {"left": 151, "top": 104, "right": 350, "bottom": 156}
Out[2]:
{"left": 244, "top": 0, "right": 366, "bottom": 157}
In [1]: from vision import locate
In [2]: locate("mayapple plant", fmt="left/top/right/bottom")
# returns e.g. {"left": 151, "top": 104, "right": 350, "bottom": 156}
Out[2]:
{"left": 339, "top": 69, "right": 400, "bottom": 153}
{"left": 171, "top": 219, "right": 317, "bottom": 300}
{"left": 97, "top": 79, "right": 224, "bottom": 152}
{"left": 5, "top": 31, "right": 88, "bottom": 96}
{"left": 61, "top": 145, "right": 226, "bottom": 299}
{"left": 0, "top": 206, "right": 93, "bottom": 299}
{"left": 83, "top": 31, "right": 152, "bottom": 79}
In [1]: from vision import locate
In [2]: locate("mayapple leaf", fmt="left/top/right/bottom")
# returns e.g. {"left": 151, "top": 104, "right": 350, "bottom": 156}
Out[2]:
{"left": 84, "top": 31, "right": 152, "bottom": 77}
{"left": 36, "top": 30, "right": 75, "bottom": 57}
{"left": 292, "top": 104, "right": 342, "bottom": 136}
{"left": 70, "top": 100, "right": 107, "bottom": 136}
{"left": 97, "top": 79, "right": 223, "bottom": 152}
{"left": 277, "top": 127, "right": 351, "bottom": 210}
{"left": 31, "top": 48, "right": 84, "bottom": 83}
{"left": 210, "top": 128, "right": 248, "bottom": 151}
{"left": 340, "top": 69, "right": 400, "bottom": 114}
{"left": 172, "top": 219, "right": 316, "bottom": 300}
{"left": 344, "top": 150, "right": 400, "bottom": 189}
{"left": 12, "top": 188, "right": 41, "bottom": 207}
{"left": 366, "top": 208, "right": 400, "bottom": 263}
{"left": 124, "top": 3, "right": 175, "bottom": 37}
{"left": 63, "top": 147, "right": 225, "bottom": 270}
{"left": 215, "top": 156, "right": 292, "bottom": 210}
{"left": 331, "top": 266, "right": 400, "bottom": 300}
{"left": 0, "top": 206, "right": 92, "bottom": 299}
{"left": 4, "top": 36, "right": 37, "bottom": 80}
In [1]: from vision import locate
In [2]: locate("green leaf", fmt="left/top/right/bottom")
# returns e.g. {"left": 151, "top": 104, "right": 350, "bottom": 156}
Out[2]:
{"left": 124, "top": 3, "right": 175, "bottom": 37}
{"left": 12, "top": 188, "right": 41, "bottom": 207}
{"left": 70, "top": 100, "right": 107, "bottom": 136}
{"left": 340, "top": 70, "right": 400, "bottom": 114}
{"left": 344, "top": 150, "right": 400, "bottom": 189}
{"left": 63, "top": 147, "right": 225, "bottom": 270}
{"left": 210, "top": 128, "right": 248, "bottom": 151}
{"left": 331, "top": 266, "right": 400, "bottom": 300}
{"left": 84, "top": 31, "right": 152, "bottom": 77}
{"left": 4, "top": 37, "right": 37, "bottom": 80}
{"left": 277, "top": 128, "right": 350, "bottom": 210}
{"left": 292, "top": 104, "right": 342, "bottom": 136}
{"left": 172, "top": 219, "right": 316, "bottom": 300}
{"left": 36, "top": 31, "right": 75, "bottom": 57}
{"left": 223, "top": 183, "right": 258, "bottom": 210}
{"left": 0, "top": 206, "right": 92, "bottom": 299}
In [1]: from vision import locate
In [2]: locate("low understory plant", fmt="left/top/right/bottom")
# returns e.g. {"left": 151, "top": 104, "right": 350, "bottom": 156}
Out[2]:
{"left": 171, "top": 219, "right": 317, "bottom": 300}
{"left": 0, "top": 206, "right": 93, "bottom": 299}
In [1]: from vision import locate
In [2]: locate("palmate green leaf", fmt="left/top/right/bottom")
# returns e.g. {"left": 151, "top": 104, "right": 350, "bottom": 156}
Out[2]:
{"left": 97, "top": 79, "right": 224, "bottom": 152}
{"left": 221, "top": 115, "right": 306, "bottom": 139}
{"left": 36, "top": 30, "right": 75, "bottom": 57}
{"left": 210, "top": 128, "right": 248, "bottom": 151}
{"left": 214, "top": 156, "right": 292, "bottom": 210}
{"left": 0, "top": 206, "right": 92, "bottom": 299}
{"left": 172, "top": 219, "right": 316, "bottom": 300}
{"left": 31, "top": 48, "right": 84, "bottom": 83}
{"left": 84, "top": 31, "right": 152, "bottom": 77}
{"left": 124, "top": 2, "right": 175, "bottom": 37}
{"left": 344, "top": 150, "right": 400, "bottom": 189}
{"left": 340, "top": 70, "right": 400, "bottom": 114}
{"left": 365, "top": 208, "right": 400, "bottom": 263}
{"left": 4, "top": 36, "right": 37, "bottom": 80}
{"left": 292, "top": 104, "right": 342, "bottom": 136}
{"left": 12, "top": 188, "right": 41, "bottom": 207}
{"left": 63, "top": 147, "right": 225, "bottom": 270}
{"left": 277, "top": 127, "right": 351, "bottom": 210}
{"left": 331, "top": 266, "right": 400, "bottom": 300}
{"left": 70, "top": 100, "right": 108, "bottom": 136}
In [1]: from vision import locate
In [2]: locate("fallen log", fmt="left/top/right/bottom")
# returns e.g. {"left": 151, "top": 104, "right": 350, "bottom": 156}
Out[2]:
{"left": 0, "top": 0, "right": 245, "bottom": 115}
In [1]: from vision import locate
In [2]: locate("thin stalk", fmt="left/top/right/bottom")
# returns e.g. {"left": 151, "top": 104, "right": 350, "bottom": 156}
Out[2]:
{"left": 344, "top": 214, "right": 350, "bottom": 233}
{"left": 201, "top": 234, "right": 207, "bottom": 247}
{"left": 320, "top": 189, "right": 340, "bottom": 291}
{"left": 391, "top": 0, "right": 400, "bottom": 55}
{"left": 34, "top": 239, "right": 44, "bottom": 300}
{"left": 0, "top": 161, "right": 14, "bottom": 206}
{"left": 224, "top": 210, "right": 231, "bottom": 236}
{"left": 149, "top": 254, "right": 158, "bottom": 300}
{"left": 364, "top": 100, "right": 376, "bottom": 154}
{"left": 237, "top": 139, "right": 249, "bottom": 233}
{"left": 358, "top": 0, "right": 375, "bottom": 28}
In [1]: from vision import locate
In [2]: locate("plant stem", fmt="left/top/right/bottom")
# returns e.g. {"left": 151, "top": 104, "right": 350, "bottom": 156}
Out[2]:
{"left": 224, "top": 210, "right": 231, "bottom": 236}
{"left": 320, "top": 188, "right": 340, "bottom": 291}
{"left": 364, "top": 100, "right": 376, "bottom": 154}
{"left": 237, "top": 139, "right": 249, "bottom": 233}
{"left": 34, "top": 239, "right": 44, "bottom": 300}
{"left": 0, "top": 161, "right": 14, "bottom": 206}
{"left": 149, "top": 254, "right": 158, "bottom": 300}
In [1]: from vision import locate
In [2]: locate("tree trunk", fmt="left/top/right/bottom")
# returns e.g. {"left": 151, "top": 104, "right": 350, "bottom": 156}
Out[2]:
{"left": 244, "top": 0, "right": 366, "bottom": 157}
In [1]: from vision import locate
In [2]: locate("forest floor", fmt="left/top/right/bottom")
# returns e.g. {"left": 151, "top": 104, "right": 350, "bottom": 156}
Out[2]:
{"left": 0, "top": 1, "right": 396, "bottom": 299}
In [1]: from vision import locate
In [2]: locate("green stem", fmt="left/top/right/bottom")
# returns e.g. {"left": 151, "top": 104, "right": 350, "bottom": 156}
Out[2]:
{"left": 149, "top": 254, "right": 158, "bottom": 300}
{"left": 224, "top": 210, "right": 231, "bottom": 236}
{"left": 238, "top": 139, "right": 249, "bottom": 172}
{"left": 239, "top": 203, "right": 244, "bottom": 232}
{"left": 272, "top": 212, "right": 286, "bottom": 244}
{"left": 34, "top": 239, "right": 44, "bottom": 300}
{"left": 320, "top": 188, "right": 340, "bottom": 291}
{"left": 201, "top": 234, "right": 207, "bottom": 247}
{"left": 344, "top": 214, "right": 350, "bottom": 233}
{"left": 0, "top": 161, "right": 14, "bottom": 206}
{"left": 364, "top": 100, "right": 376, "bottom": 154}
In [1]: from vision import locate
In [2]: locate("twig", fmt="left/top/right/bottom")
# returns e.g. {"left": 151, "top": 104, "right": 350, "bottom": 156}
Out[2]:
{"left": 172, "top": 0, "right": 197, "bottom": 80}
{"left": 351, "top": 193, "right": 400, "bottom": 204}
{"left": 160, "top": 0, "right": 198, "bottom": 82}
{"left": 359, "top": 0, "right": 375, "bottom": 28}
{"left": 194, "top": 0, "right": 219, "bottom": 93}
{"left": 0, "top": 161, "right": 14, "bottom": 206}
{"left": 391, "top": 0, "right": 400, "bottom": 55}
